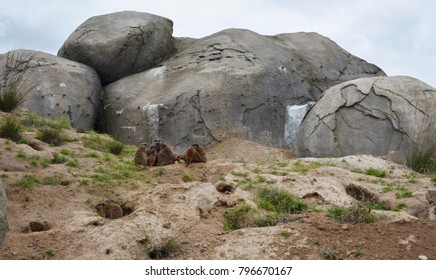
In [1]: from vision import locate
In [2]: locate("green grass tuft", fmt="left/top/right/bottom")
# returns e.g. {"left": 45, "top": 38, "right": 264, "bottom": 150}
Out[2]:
{"left": 0, "top": 116, "right": 22, "bottom": 142}
{"left": 257, "top": 187, "right": 307, "bottom": 214}
{"left": 328, "top": 202, "right": 377, "bottom": 224}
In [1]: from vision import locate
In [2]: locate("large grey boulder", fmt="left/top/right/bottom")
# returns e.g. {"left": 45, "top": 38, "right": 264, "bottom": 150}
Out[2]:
{"left": 0, "top": 49, "right": 101, "bottom": 130}
{"left": 100, "top": 29, "right": 385, "bottom": 150}
{"left": 0, "top": 179, "right": 8, "bottom": 248}
{"left": 58, "top": 11, "right": 174, "bottom": 85}
{"left": 295, "top": 76, "right": 436, "bottom": 162}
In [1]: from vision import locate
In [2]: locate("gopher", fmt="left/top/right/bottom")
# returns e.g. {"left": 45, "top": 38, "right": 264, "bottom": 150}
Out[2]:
{"left": 215, "top": 182, "right": 235, "bottom": 193}
{"left": 153, "top": 138, "right": 177, "bottom": 166}
{"left": 96, "top": 201, "right": 123, "bottom": 219}
{"left": 134, "top": 143, "right": 149, "bottom": 167}
{"left": 146, "top": 144, "right": 159, "bottom": 166}
{"left": 193, "top": 143, "right": 207, "bottom": 163}
{"left": 183, "top": 144, "right": 207, "bottom": 166}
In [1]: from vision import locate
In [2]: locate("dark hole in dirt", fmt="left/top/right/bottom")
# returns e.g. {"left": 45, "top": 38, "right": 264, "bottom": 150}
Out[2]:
{"left": 345, "top": 184, "right": 390, "bottom": 210}
{"left": 60, "top": 180, "right": 70, "bottom": 186}
{"left": 29, "top": 141, "right": 43, "bottom": 151}
{"left": 148, "top": 248, "right": 171, "bottom": 260}
{"left": 346, "top": 184, "right": 377, "bottom": 202}
{"left": 215, "top": 182, "right": 235, "bottom": 193}
{"left": 120, "top": 202, "right": 134, "bottom": 216}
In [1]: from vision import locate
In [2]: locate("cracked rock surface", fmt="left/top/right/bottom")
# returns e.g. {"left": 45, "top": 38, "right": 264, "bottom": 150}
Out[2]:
{"left": 0, "top": 49, "right": 101, "bottom": 130}
{"left": 100, "top": 28, "right": 384, "bottom": 152}
{"left": 295, "top": 76, "right": 436, "bottom": 162}
{"left": 57, "top": 11, "right": 174, "bottom": 85}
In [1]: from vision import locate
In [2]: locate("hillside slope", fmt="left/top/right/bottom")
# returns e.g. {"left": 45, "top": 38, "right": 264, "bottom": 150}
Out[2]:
{"left": 1, "top": 111, "right": 436, "bottom": 260}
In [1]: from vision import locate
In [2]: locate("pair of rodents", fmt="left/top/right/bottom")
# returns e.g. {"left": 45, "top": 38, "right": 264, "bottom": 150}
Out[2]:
{"left": 134, "top": 138, "right": 207, "bottom": 167}
{"left": 177, "top": 143, "right": 207, "bottom": 167}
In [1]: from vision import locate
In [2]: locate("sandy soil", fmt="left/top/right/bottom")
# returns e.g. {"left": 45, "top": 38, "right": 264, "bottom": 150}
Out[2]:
{"left": 1, "top": 113, "right": 436, "bottom": 260}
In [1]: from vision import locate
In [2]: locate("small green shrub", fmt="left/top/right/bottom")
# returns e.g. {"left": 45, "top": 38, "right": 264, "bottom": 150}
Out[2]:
{"left": 51, "top": 152, "right": 67, "bottom": 164}
{"left": 15, "top": 174, "right": 38, "bottom": 189}
{"left": 257, "top": 187, "right": 307, "bottom": 214}
{"left": 290, "top": 160, "right": 327, "bottom": 173}
{"left": 83, "top": 130, "right": 124, "bottom": 155}
{"left": 0, "top": 91, "right": 26, "bottom": 112}
{"left": 407, "top": 143, "right": 436, "bottom": 174}
{"left": 66, "top": 160, "right": 80, "bottom": 168}
{"left": 392, "top": 203, "right": 407, "bottom": 212}
{"left": 42, "top": 248, "right": 55, "bottom": 260}
{"left": 328, "top": 202, "right": 377, "bottom": 224}
{"left": 107, "top": 140, "right": 124, "bottom": 155}
{"left": 182, "top": 172, "right": 195, "bottom": 182}
{"left": 395, "top": 185, "right": 413, "bottom": 199}
{"left": 36, "top": 127, "right": 62, "bottom": 146}
{"left": 224, "top": 204, "right": 255, "bottom": 231}
{"left": 85, "top": 151, "right": 99, "bottom": 158}
{"left": 148, "top": 237, "right": 179, "bottom": 260}
{"left": 279, "top": 230, "right": 293, "bottom": 238}
{"left": 365, "top": 168, "right": 387, "bottom": 178}
{"left": 0, "top": 51, "right": 36, "bottom": 112}
{"left": 432, "top": 176, "right": 436, "bottom": 185}
{"left": 41, "top": 175, "right": 61, "bottom": 185}
{"left": 16, "top": 150, "right": 27, "bottom": 159}
{"left": 321, "top": 248, "right": 344, "bottom": 260}
{"left": 0, "top": 116, "right": 22, "bottom": 142}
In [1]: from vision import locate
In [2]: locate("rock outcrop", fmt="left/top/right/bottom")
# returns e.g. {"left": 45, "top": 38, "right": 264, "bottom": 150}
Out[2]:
{"left": 0, "top": 179, "right": 7, "bottom": 248}
{"left": 295, "top": 76, "right": 436, "bottom": 162}
{"left": 58, "top": 11, "right": 174, "bottom": 85}
{"left": 100, "top": 29, "right": 385, "bottom": 150}
{"left": 0, "top": 49, "right": 101, "bottom": 130}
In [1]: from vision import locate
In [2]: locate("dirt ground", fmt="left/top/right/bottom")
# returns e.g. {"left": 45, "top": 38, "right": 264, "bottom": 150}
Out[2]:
{"left": 1, "top": 114, "right": 436, "bottom": 260}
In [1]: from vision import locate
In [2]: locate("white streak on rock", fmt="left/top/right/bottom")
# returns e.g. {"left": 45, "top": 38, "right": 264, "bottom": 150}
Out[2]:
{"left": 284, "top": 102, "right": 315, "bottom": 146}
{"left": 120, "top": 126, "right": 137, "bottom": 132}
{"left": 142, "top": 102, "right": 162, "bottom": 141}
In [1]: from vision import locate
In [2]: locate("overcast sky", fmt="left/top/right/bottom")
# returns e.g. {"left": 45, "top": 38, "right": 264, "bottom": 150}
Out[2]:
{"left": 0, "top": 0, "right": 435, "bottom": 87}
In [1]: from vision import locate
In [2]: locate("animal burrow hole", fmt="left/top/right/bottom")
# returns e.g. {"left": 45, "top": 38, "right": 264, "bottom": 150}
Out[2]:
{"left": 345, "top": 184, "right": 389, "bottom": 210}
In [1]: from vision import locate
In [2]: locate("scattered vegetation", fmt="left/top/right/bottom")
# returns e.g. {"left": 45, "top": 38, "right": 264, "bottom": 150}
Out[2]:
{"left": 321, "top": 248, "right": 344, "bottom": 260}
{"left": 182, "top": 172, "right": 195, "bottom": 182}
{"left": 407, "top": 141, "right": 436, "bottom": 174}
{"left": 279, "top": 230, "right": 293, "bottom": 238}
{"left": 224, "top": 204, "right": 255, "bottom": 231}
{"left": 257, "top": 187, "right": 307, "bottom": 214}
{"left": 383, "top": 185, "right": 413, "bottom": 199}
{"left": 66, "top": 160, "right": 80, "bottom": 168}
{"left": 83, "top": 130, "right": 124, "bottom": 155}
{"left": 394, "top": 185, "right": 413, "bottom": 199}
{"left": 392, "top": 203, "right": 407, "bottom": 212}
{"left": 51, "top": 152, "right": 67, "bottom": 164}
{"left": 364, "top": 168, "right": 387, "bottom": 178}
{"left": 224, "top": 188, "right": 306, "bottom": 231}
{"left": 147, "top": 236, "right": 179, "bottom": 260}
{"left": 0, "top": 51, "right": 37, "bottom": 112}
{"left": 328, "top": 201, "right": 377, "bottom": 224}
{"left": 290, "top": 160, "right": 330, "bottom": 174}
{"left": 0, "top": 116, "right": 22, "bottom": 142}
{"left": 15, "top": 174, "right": 38, "bottom": 189}
{"left": 42, "top": 248, "right": 55, "bottom": 260}
{"left": 36, "top": 127, "right": 62, "bottom": 146}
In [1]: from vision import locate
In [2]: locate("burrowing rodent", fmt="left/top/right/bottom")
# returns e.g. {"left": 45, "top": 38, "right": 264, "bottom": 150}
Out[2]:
{"left": 182, "top": 144, "right": 207, "bottom": 166}
{"left": 96, "top": 201, "right": 123, "bottom": 219}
